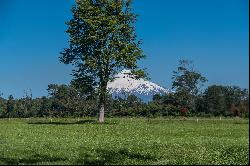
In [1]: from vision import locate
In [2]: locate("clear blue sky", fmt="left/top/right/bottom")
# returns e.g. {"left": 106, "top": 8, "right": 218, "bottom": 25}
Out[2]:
{"left": 0, "top": 0, "right": 249, "bottom": 98}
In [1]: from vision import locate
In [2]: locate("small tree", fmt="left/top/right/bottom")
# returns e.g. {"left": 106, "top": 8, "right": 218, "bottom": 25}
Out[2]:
{"left": 60, "top": 0, "right": 145, "bottom": 122}
{"left": 7, "top": 95, "right": 15, "bottom": 118}
{"left": 0, "top": 92, "right": 4, "bottom": 117}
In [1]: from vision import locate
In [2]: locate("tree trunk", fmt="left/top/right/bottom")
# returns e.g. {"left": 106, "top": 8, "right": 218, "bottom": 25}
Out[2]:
{"left": 98, "top": 81, "right": 107, "bottom": 123}
{"left": 99, "top": 103, "right": 105, "bottom": 123}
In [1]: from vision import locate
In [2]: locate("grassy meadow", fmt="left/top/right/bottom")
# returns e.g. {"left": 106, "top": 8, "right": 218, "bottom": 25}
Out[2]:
{"left": 0, "top": 117, "right": 249, "bottom": 165}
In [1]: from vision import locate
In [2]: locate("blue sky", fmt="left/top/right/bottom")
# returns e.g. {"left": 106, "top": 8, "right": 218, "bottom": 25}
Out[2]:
{"left": 0, "top": 0, "right": 249, "bottom": 98}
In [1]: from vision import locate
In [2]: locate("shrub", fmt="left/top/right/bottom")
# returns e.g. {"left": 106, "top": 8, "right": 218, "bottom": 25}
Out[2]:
{"left": 180, "top": 107, "right": 188, "bottom": 117}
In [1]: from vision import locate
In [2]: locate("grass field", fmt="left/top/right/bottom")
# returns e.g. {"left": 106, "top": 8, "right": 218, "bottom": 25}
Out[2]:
{"left": 0, "top": 117, "right": 249, "bottom": 165}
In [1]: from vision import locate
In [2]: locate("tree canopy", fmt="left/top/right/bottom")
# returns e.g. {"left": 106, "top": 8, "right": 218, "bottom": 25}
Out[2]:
{"left": 60, "top": 0, "right": 145, "bottom": 122}
{"left": 171, "top": 60, "right": 207, "bottom": 111}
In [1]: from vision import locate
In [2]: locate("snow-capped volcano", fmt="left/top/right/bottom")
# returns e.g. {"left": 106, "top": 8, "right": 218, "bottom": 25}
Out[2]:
{"left": 107, "top": 69, "right": 170, "bottom": 101}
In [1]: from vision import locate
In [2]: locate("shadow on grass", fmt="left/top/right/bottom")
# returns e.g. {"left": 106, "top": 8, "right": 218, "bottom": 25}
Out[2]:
{"left": 75, "top": 147, "right": 158, "bottom": 165}
{"left": 27, "top": 120, "right": 118, "bottom": 125}
{"left": 27, "top": 119, "right": 96, "bottom": 125}
{"left": 233, "top": 121, "right": 249, "bottom": 124}
{"left": 0, "top": 154, "right": 67, "bottom": 165}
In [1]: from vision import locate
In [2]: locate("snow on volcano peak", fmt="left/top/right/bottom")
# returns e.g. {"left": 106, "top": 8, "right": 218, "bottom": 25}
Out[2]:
{"left": 107, "top": 70, "right": 170, "bottom": 100}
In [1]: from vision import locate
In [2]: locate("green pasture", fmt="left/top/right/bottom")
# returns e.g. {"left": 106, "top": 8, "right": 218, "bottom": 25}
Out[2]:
{"left": 0, "top": 117, "right": 248, "bottom": 165}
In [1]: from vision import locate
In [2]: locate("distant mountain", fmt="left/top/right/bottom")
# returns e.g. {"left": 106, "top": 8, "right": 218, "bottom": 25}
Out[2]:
{"left": 107, "top": 69, "right": 170, "bottom": 102}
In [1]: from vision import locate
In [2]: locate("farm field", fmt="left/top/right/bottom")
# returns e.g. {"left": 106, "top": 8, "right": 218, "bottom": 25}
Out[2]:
{"left": 0, "top": 117, "right": 249, "bottom": 165}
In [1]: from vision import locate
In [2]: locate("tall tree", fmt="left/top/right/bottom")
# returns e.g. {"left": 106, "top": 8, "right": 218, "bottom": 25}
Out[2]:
{"left": 60, "top": 0, "right": 145, "bottom": 122}
{"left": 172, "top": 60, "right": 207, "bottom": 111}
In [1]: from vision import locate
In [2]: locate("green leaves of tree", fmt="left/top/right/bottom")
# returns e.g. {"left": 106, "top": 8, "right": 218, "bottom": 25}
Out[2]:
{"left": 172, "top": 60, "right": 207, "bottom": 110}
{"left": 60, "top": 0, "right": 145, "bottom": 95}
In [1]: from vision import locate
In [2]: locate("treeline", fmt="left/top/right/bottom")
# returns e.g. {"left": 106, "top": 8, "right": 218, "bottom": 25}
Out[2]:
{"left": 0, "top": 84, "right": 248, "bottom": 118}
{"left": 0, "top": 60, "right": 248, "bottom": 118}
{"left": 149, "top": 85, "right": 249, "bottom": 117}
{"left": 0, "top": 85, "right": 98, "bottom": 118}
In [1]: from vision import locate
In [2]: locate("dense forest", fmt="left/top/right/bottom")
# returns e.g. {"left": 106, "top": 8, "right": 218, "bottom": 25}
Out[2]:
{"left": 0, "top": 83, "right": 248, "bottom": 118}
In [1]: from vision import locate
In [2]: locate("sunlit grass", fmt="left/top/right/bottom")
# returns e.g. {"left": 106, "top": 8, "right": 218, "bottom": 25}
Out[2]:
{"left": 0, "top": 117, "right": 248, "bottom": 165}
